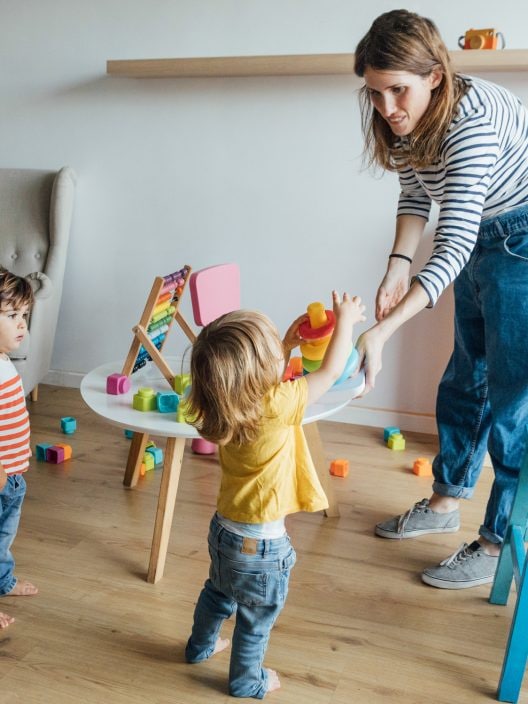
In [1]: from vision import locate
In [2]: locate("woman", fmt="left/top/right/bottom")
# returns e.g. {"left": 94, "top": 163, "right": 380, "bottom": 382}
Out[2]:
{"left": 354, "top": 10, "right": 528, "bottom": 589}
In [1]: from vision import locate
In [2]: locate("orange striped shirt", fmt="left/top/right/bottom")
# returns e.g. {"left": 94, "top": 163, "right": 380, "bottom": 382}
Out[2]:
{"left": 0, "top": 359, "right": 30, "bottom": 475}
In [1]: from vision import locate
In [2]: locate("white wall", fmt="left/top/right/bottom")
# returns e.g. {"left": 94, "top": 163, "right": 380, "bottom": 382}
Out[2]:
{"left": 0, "top": 0, "right": 525, "bottom": 431}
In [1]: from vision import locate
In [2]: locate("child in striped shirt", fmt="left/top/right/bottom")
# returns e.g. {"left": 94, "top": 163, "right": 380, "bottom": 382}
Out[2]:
{"left": 0, "top": 268, "right": 38, "bottom": 629}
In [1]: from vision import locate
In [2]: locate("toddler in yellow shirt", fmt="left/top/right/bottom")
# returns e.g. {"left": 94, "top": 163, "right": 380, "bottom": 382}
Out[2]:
{"left": 185, "top": 291, "right": 365, "bottom": 699}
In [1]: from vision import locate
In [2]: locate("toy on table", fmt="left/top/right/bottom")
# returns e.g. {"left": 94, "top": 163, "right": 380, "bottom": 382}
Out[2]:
{"left": 298, "top": 301, "right": 365, "bottom": 394}
{"left": 106, "top": 265, "right": 193, "bottom": 396}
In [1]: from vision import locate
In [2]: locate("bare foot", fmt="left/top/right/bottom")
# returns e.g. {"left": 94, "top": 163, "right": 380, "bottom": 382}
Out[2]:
{"left": 5, "top": 579, "right": 38, "bottom": 596}
{"left": 212, "top": 637, "right": 230, "bottom": 656}
{"left": 266, "top": 668, "right": 281, "bottom": 693}
{"left": 0, "top": 611, "right": 14, "bottom": 628}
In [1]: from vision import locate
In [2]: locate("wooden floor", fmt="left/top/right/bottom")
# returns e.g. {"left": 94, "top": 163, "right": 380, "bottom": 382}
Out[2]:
{"left": 0, "top": 385, "right": 524, "bottom": 703}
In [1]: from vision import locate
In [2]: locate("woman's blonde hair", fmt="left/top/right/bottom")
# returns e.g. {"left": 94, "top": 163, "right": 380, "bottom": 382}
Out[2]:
{"left": 187, "top": 310, "right": 283, "bottom": 446}
{"left": 354, "top": 9, "right": 467, "bottom": 171}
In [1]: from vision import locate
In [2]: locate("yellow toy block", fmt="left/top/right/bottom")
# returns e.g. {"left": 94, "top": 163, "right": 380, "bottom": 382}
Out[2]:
{"left": 174, "top": 373, "right": 191, "bottom": 395}
{"left": 330, "top": 459, "right": 349, "bottom": 477}
{"left": 387, "top": 433, "right": 406, "bottom": 450}
{"left": 413, "top": 457, "right": 433, "bottom": 476}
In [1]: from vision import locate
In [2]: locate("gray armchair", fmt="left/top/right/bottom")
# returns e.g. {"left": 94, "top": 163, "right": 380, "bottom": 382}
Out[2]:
{"left": 0, "top": 167, "right": 76, "bottom": 400}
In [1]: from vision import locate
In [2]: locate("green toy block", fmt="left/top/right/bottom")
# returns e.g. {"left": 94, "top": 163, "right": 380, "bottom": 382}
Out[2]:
{"left": 142, "top": 452, "right": 155, "bottom": 472}
{"left": 173, "top": 373, "right": 191, "bottom": 395}
{"left": 132, "top": 387, "right": 157, "bottom": 412}
{"left": 388, "top": 433, "right": 406, "bottom": 450}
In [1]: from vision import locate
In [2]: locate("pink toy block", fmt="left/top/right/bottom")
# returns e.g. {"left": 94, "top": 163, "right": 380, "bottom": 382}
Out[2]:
{"left": 189, "top": 263, "right": 241, "bottom": 326}
{"left": 46, "top": 445, "right": 65, "bottom": 463}
{"left": 191, "top": 438, "right": 217, "bottom": 455}
{"left": 106, "top": 373, "right": 131, "bottom": 395}
{"left": 330, "top": 459, "right": 349, "bottom": 477}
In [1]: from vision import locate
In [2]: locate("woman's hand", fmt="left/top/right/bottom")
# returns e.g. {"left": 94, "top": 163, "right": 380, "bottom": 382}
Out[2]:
{"left": 355, "top": 324, "right": 389, "bottom": 395}
{"left": 376, "top": 260, "right": 410, "bottom": 321}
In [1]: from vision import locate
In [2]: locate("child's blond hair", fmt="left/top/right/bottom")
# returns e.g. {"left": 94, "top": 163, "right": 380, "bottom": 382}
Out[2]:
{"left": 188, "top": 310, "right": 283, "bottom": 446}
{"left": 0, "top": 268, "right": 34, "bottom": 310}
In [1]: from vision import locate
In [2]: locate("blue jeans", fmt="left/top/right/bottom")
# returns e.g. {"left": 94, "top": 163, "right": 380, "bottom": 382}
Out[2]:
{"left": 433, "top": 204, "right": 528, "bottom": 544}
{"left": 0, "top": 474, "right": 26, "bottom": 595}
{"left": 185, "top": 514, "right": 296, "bottom": 699}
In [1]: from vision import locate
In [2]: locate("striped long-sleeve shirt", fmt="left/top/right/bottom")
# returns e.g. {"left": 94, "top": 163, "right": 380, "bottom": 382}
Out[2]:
{"left": 0, "top": 357, "right": 30, "bottom": 475}
{"left": 397, "top": 75, "right": 528, "bottom": 306}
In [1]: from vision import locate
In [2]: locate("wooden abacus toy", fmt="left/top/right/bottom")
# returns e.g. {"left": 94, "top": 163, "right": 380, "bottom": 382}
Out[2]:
{"left": 106, "top": 266, "right": 194, "bottom": 394}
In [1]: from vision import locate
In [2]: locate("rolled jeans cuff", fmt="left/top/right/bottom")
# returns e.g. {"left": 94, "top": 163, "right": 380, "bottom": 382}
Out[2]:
{"left": 432, "top": 480, "right": 474, "bottom": 500}
{"left": 479, "top": 525, "right": 503, "bottom": 545}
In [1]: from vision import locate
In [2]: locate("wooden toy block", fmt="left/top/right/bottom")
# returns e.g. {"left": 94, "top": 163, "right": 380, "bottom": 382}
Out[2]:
{"left": 146, "top": 446, "right": 163, "bottom": 464}
{"left": 413, "top": 457, "right": 433, "bottom": 476}
{"left": 36, "top": 443, "right": 53, "bottom": 461}
{"left": 173, "top": 373, "right": 191, "bottom": 395}
{"left": 46, "top": 445, "right": 65, "bottom": 463}
{"left": 60, "top": 416, "right": 77, "bottom": 434}
{"left": 132, "top": 387, "right": 157, "bottom": 412}
{"left": 106, "top": 373, "right": 131, "bottom": 395}
{"left": 383, "top": 426, "right": 400, "bottom": 443}
{"left": 142, "top": 452, "right": 155, "bottom": 472}
{"left": 330, "top": 459, "right": 349, "bottom": 477}
{"left": 156, "top": 391, "right": 179, "bottom": 413}
{"left": 388, "top": 433, "right": 406, "bottom": 451}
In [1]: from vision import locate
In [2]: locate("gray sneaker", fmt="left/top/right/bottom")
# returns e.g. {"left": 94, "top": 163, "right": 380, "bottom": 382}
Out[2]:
{"left": 375, "top": 498, "right": 460, "bottom": 539}
{"left": 422, "top": 541, "right": 499, "bottom": 589}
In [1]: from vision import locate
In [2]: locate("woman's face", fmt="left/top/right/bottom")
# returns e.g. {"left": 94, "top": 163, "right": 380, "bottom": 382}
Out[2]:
{"left": 363, "top": 67, "right": 442, "bottom": 136}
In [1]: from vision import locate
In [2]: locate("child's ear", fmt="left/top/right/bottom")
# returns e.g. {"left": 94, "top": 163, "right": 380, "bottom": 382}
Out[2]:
{"left": 430, "top": 67, "right": 443, "bottom": 90}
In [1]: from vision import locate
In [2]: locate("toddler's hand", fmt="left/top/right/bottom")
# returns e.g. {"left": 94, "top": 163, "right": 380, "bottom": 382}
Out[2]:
{"left": 283, "top": 313, "right": 308, "bottom": 353}
{"left": 332, "top": 290, "right": 366, "bottom": 326}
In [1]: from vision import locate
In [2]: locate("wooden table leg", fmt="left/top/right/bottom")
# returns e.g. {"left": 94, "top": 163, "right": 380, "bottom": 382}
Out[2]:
{"left": 303, "top": 421, "right": 340, "bottom": 518}
{"left": 147, "top": 436, "right": 186, "bottom": 583}
{"left": 123, "top": 432, "right": 149, "bottom": 488}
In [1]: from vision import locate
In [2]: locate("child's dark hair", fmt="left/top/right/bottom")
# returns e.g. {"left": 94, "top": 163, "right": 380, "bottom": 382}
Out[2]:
{"left": 0, "top": 267, "right": 34, "bottom": 309}
{"left": 187, "top": 310, "right": 283, "bottom": 446}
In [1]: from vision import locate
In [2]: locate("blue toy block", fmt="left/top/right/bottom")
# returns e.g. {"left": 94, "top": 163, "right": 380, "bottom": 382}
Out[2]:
{"left": 146, "top": 446, "right": 163, "bottom": 465}
{"left": 36, "top": 443, "right": 53, "bottom": 461}
{"left": 156, "top": 392, "right": 179, "bottom": 413}
{"left": 383, "top": 426, "right": 401, "bottom": 443}
{"left": 124, "top": 429, "right": 134, "bottom": 439}
{"left": 60, "top": 416, "right": 77, "bottom": 434}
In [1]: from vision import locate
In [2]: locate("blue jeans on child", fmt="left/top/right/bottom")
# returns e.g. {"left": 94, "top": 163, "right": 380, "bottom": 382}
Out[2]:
{"left": 0, "top": 474, "right": 26, "bottom": 595}
{"left": 433, "top": 204, "right": 528, "bottom": 543}
{"left": 185, "top": 513, "right": 296, "bottom": 699}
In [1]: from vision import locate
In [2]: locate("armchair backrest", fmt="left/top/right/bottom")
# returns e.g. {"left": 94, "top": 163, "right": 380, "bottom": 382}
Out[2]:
{"left": 0, "top": 167, "right": 76, "bottom": 394}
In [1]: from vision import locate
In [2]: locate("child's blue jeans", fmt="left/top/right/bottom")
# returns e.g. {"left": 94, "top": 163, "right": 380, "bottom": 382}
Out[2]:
{"left": 0, "top": 474, "right": 26, "bottom": 595}
{"left": 185, "top": 513, "right": 296, "bottom": 699}
{"left": 433, "top": 204, "right": 528, "bottom": 543}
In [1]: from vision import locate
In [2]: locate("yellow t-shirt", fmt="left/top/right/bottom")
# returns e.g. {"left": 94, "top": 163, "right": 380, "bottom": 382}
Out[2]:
{"left": 217, "top": 377, "right": 329, "bottom": 523}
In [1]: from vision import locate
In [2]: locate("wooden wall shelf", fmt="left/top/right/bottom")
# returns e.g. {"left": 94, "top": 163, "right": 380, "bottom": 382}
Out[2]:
{"left": 107, "top": 49, "right": 528, "bottom": 78}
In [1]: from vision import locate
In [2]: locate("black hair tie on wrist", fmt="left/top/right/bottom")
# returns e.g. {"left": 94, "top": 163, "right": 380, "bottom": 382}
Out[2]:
{"left": 389, "top": 253, "right": 412, "bottom": 264}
